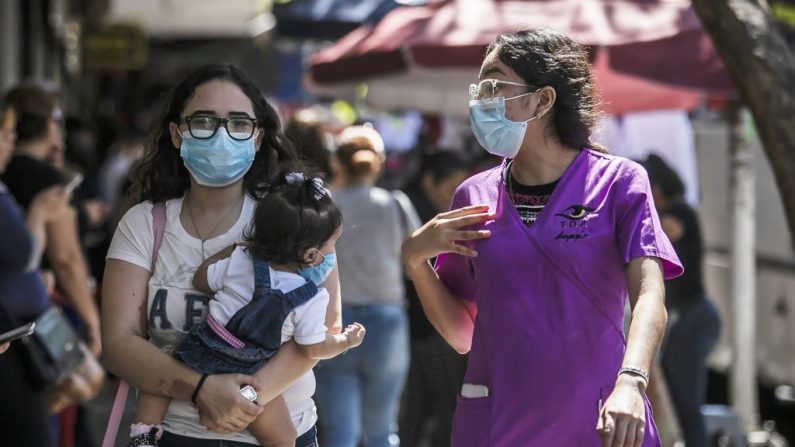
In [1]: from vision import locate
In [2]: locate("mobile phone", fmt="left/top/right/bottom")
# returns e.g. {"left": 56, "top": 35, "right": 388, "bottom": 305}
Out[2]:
{"left": 1, "top": 108, "right": 16, "bottom": 131}
{"left": 0, "top": 322, "right": 36, "bottom": 344}
{"left": 240, "top": 385, "right": 258, "bottom": 402}
{"left": 64, "top": 173, "right": 84, "bottom": 194}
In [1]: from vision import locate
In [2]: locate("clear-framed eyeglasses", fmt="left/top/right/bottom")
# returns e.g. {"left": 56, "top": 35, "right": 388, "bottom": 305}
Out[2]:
{"left": 180, "top": 115, "right": 258, "bottom": 141}
{"left": 468, "top": 79, "right": 537, "bottom": 101}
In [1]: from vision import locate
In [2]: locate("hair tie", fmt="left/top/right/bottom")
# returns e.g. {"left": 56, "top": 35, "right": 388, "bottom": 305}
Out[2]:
{"left": 308, "top": 177, "right": 329, "bottom": 200}
{"left": 285, "top": 172, "right": 306, "bottom": 184}
{"left": 284, "top": 171, "right": 329, "bottom": 200}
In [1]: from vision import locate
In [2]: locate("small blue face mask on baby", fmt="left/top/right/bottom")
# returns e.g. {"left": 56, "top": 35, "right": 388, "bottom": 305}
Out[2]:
{"left": 180, "top": 130, "right": 256, "bottom": 187}
{"left": 298, "top": 252, "right": 337, "bottom": 285}
{"left": 468, "top": 91, "right": 539, "bottom": 159}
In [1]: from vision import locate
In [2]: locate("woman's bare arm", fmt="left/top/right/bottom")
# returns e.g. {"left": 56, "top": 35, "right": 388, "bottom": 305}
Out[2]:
{"left": 102, "top": 259, "right": 199, "bottom": 397}
{"left": 401, "top": 205, "right": 492, "bottom": 353}
{"left": 622, "top": 256, "right": 667, "bottom": 385}
{"left": 102, "top": 259, "right": 262, "bottom": 433}
{"left": 46, "top": 207, "right": 101, "bottom": 355}
{"left": 597, "top": 257, "right": 667, "bottom": 447}
{"left": 403, "top": 261, "right": 477, "bottom": 354}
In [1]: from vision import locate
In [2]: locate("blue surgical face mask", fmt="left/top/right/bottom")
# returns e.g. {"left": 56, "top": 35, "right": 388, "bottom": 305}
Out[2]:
{"left": 180, "top": 130, "right": 256, "bottom": 187}
{"left": 298, "top": 252, "right": 336, "bottom": 285}
{"left": 469, "top": 92, "right": 538, "bottom": 159}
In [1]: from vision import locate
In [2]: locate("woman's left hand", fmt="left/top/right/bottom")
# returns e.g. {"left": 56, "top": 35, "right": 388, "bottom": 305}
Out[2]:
{"left": 596, "top": 374, "right": 647, "bottom": 447}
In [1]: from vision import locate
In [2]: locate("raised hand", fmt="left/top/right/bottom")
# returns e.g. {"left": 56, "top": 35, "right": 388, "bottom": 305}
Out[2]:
{"left": 342, "top": 322, "right": 366, "bottom": 348}
{"left": 402, "top": 204, "right": 494, "bottom": 267}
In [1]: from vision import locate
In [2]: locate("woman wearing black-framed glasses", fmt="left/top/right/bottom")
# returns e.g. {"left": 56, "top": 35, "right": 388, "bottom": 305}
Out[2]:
{"left": 103, "top": 64, "right": 338, "bottom": 447}
{"left": 180, "top": 115, "right": 258, "bottom": 141}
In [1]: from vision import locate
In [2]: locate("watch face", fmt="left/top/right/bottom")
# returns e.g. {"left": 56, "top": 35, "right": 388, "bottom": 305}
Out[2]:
{"left": 240, "top": 385, "right": 258, "bottom": 402}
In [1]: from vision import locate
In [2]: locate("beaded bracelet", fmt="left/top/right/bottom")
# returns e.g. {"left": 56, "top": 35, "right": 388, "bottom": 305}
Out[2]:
{"left": 617, "top": 366, "right": 650, "bottom": 386}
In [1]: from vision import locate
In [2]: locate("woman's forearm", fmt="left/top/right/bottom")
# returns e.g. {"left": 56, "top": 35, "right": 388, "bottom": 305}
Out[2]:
{"left": 621, "top": 257, "right": 667, "bottom": 391}
{"left": 46, "top": 212, "right": 99, "bottom": 328}
{"left": 104, "top": 333, "right": 200, "bottom": 400}
{"left": 405, "top": 260, "right": 476, "bottom": 354}
{"left": 24, "top": 211, "right": 47, "bottom": 269}
{"left": 102, "top": 259, "right": 201, "bottom": 400}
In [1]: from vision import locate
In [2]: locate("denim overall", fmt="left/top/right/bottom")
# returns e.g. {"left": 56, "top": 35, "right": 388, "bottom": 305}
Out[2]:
{"left": 175, "top": 257, "right": 318, "bottom": 375}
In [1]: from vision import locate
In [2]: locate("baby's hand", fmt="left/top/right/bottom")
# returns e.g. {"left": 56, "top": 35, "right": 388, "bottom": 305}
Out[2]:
{"left": 343, "top": 322, "right": 366, "bottom": 348}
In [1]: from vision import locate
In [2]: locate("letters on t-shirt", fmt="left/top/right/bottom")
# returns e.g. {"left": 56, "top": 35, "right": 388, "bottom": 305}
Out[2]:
{"left": 148, "top": 288, "right": 210, "bottom": 331}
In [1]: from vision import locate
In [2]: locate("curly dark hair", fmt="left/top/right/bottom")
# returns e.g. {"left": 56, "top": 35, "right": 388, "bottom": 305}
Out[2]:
{"left": 487, "top": 29, "right": 607, "bottom": 153}
{"left": 245, "top": 166, "right": 343, "bottom": 266}
{"left": 133, "top": 64, "right": 296, "bottom": 203}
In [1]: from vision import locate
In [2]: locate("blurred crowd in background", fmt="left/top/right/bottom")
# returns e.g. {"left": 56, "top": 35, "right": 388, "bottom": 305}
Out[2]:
{"left": 1, "top": 1, "right": 795, "bottom": 447}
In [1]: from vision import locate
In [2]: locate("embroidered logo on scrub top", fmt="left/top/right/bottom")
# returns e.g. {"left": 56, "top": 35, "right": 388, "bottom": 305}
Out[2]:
{"left": 554, "top": 205, "right": 595, "bottom": 241}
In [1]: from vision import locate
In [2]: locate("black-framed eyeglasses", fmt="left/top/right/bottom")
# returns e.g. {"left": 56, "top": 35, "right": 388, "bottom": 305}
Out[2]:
{"left": 469, "top": 79, "right": 537, "bottom": 101}
{"left": 180, "top": 115, "right": 258, "bottom": 141}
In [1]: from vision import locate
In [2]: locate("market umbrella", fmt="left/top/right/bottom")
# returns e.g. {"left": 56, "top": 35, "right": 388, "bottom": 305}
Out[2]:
{"left": 273, "top": 0, "right": 415, "bottom": 40}
{"left": 306, "top": 0, "right": 733, "bottom": 115}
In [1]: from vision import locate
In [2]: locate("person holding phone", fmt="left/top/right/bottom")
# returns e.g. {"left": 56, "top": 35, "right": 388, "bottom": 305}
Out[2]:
{"left": 1, "top": 84, "right": 102, "bottom": 356}
{"left": 0, "top": 101, "right": 73, "bottom": 446}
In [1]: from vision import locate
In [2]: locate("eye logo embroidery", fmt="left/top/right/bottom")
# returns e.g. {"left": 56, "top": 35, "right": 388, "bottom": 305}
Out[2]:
{"left": 554, "top": 204, "right": 596, "bottom": 242}
{"left": 555, "top": 205, "right": 595, "bottom": 221}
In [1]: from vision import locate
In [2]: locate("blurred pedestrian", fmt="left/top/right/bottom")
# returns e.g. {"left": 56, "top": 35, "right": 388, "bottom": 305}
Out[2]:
{"left": 643, "top": 154, "right": 720, "bottom": 447}
{"left": 399, "top": 151, "right": 470, "bottom": 447}
{"left": 285, "top": 108, "right": 336, "bottom": 184}
{"left": 1, "top": 84, "right": 102, "bottom": 356}
{"left": 0, "top": 101, "right": 73, "bottom": 447}
{"left": 314, "top": 125, "right": 420, "bottom": 447}
{"left": 401, "top": 28, "right": 682, "bottom": 447}
{"left": 102, "top": 63, "right": 339, "bottom": 446}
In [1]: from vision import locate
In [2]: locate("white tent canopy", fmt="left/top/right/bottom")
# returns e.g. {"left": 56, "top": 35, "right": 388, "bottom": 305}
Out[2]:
{"left": 106, "top": 0, "right": 271, "bottom": 38}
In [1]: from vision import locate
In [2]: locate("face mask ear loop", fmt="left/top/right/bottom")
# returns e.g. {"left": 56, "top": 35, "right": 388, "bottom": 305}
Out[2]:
{"left": 501, "top": 88, "right": 542, "bottom": 124}
{"left": 503, "top": 88, "right": 539, "bottom": 102}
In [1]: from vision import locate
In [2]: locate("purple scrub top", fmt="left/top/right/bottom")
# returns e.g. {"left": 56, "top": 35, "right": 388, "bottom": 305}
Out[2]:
{"left": 436, "top": 149, "right": 683, "bottom": 447}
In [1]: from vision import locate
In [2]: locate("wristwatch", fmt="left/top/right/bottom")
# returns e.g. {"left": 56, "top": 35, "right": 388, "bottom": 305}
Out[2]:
{"left": 240, "top": 385, "right": 258, "bottom": 403}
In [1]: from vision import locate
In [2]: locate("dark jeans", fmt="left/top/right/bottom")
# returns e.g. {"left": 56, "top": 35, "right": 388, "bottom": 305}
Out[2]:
{"left": 661, "top": 298, "right": 721, "bottom": 447}
{"left": 160, "top": 425, "right": 318, "bottom": 447}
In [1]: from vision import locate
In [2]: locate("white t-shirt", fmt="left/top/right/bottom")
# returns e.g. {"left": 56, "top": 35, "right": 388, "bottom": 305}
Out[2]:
{"left": 107, "top": 195, "right": 318, "bottom": 442}
{"left": 206, "top": 245, "right": 329, "bottom": 346}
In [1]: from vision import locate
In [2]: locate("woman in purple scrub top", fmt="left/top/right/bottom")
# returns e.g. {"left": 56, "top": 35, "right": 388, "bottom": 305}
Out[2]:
{"left": 401, "top": 29, "right": 683, "bottom": 447}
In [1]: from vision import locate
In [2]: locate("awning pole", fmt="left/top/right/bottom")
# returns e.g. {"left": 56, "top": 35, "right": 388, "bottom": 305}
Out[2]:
{"left": 727, "top": 101, "right": 759, "bottom": 431}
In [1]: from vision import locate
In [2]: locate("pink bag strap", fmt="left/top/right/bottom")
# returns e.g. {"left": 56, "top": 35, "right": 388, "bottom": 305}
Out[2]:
{"left": 102, "top": 202, "right": 167, "bottom": 447}
{"left": 150, "top": 202, "right": 167, "bottom": 272}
